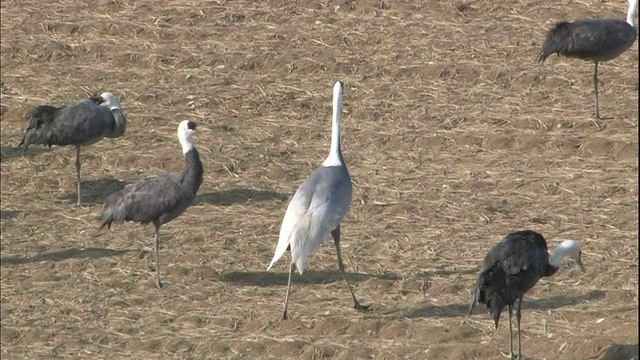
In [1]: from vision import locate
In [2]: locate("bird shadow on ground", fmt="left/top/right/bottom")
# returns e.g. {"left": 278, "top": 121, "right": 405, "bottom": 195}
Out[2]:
{"left": 59, "top": 178, "right": 129, "bottom": 205}
{"left": 219, "top": 270, "right": 401, "bottom": 287}
{"left": 0, "top": 247, "right": 134, "bottom": 266}
{"left": 596, "top": 343, "right": 638, "bottom": 360}
{"left": 0, "top": 209, "right": 21, "bottom": 221}
{"left": 194, "top": 188, "right": 289, "bottom": 206}
{"left": 388, "top": 289, "right": 606, "bottom": 319}
{"left": 0, "top": 145, "right": 51, "bottom": 163}
{"left": 415, "top": 267, "right": 479, "bottom": 278}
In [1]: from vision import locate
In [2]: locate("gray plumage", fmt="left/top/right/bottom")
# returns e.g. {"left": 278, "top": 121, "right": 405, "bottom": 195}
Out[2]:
{"left": 99, "top": 120, "right": 203, "bottom": 289}
{"left": 276, "top": 164, "right": 352, "bottom": 273}
{"left": 468, "top": 230, "right": 583, "bottom": 360}
{"left": 17, "top": 92, "right": 127, "bottom": 206}
{"left": 539, "top": 0, "right": 638, "bottom": 125}
{"left": 267, "top": 81, "right": 370, "bottom": 320}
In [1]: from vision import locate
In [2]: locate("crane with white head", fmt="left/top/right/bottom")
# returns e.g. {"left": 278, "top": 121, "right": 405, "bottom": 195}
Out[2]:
{"left": 468, "top": 230, "right": 584, "bottom": 360}
{"left": 267, "top": 81, "right": 370, "bottom": 320}
{"left": 18, "top": 92, "right": 127, "bottom": 206}
{"left": 98, "top": 120, "right": 204, "bottom": 289}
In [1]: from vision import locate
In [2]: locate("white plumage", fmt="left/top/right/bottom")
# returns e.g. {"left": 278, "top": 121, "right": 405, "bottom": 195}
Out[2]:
{"left": 267, "top": 81, "right": 368, "bottom": 320}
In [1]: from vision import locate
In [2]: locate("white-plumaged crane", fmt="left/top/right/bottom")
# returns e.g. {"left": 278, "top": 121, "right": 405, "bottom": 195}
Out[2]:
{"left": 267, "top": 81, "right": 369, "bottom": 320}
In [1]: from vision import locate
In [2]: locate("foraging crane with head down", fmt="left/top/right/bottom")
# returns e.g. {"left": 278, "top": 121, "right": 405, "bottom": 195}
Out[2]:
{"left": 468, "top": 230, "right": 584, "bottom": 360}
{"left": 267, "top": 81, "right": 370, "bottom": 320}
{"left": 539, "top": 0, "right": 638, "bottom": 126}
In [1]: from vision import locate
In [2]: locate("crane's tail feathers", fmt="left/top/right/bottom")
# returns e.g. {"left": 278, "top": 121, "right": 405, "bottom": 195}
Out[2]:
{"left": 489, "top": 294, "right": 503, "bottom": 329}
{"left": 471, "top": 270, "right": 505, "bottom": 329}
{"left": 17, "top": 132, "right": 32, "bottom": 151}
{"left": 538, "top": 21, "right": 572, "bottom": 63}
{"left": 270, "top": 212, "right": 317, "bottom": 275}
{"left": 267, "top": 239, "right": 290, "bottom": 271}
{"left": 468, "top": 287, "right": 478, "bottom": 316}
{"left": 98, "top": 206, "right": 117, "bottom": 232}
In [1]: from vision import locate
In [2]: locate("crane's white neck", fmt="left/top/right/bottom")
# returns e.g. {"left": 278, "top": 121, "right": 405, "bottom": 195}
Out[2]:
{"left": 627, "top": 0, "right": 638, "bottom": 27}
{"left": 180, "top": 136, "right": 195, "bottom": 154}
{"left": 177, "top": 126, "right": 196, "bottom": 154}
{"left": 549, "top": 240, "right": 578, "bottom": 268}
{"left": 322, "top": 82, "right": 344, "bottom": 167}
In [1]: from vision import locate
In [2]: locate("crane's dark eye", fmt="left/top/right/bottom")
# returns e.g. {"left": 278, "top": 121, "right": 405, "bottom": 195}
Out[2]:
{"left": 187, "top": 121, "right": 197, "bottom": 130}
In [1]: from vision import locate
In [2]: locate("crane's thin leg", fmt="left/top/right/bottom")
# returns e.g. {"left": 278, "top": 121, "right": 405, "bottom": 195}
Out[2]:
{"left": 592, "top": 62, "right": 608, "bottom": 128}
{"left": 516, "top": 298, "right": 523, "bottom": 360}
{"left": 281, "top": 262, "right": 295, "bottom": 320}
{"left": 507, "top": 304, "right": 515, "bottom": 359}
{"left": 154, "top": 224, "right": 163, "bottom": 289}
{"left": 75, "top": 146, "right": 82, "bottom": 207}
{"left": 332, "top": 226, "right": 370, "bottom": 311}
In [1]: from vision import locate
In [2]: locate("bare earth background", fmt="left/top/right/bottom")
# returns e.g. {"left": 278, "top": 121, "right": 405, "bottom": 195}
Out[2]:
{"left": 1, "top": 0, "right": 638, "bottom": 359}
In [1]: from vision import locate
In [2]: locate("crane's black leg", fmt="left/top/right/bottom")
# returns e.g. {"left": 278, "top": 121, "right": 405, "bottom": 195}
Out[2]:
{"left": 508, "top": 304, "right": 515, "bottom": 359}
{"left": 516, "top": 297, "right": 523, "bottom": 360}
{"left": 154, "top": 224, "right": 163, "bottom": 289}
{"left": 281, "top": 262, "right": 295, "bottom": 320}
{"left": 75, "top": 146, "right": 82, "bottom": 207}
{"left": 592, "top": 62, "right": 609, "bottom": 128}
{"left": 332, "top": 226, "right": 370, "bottom": 311}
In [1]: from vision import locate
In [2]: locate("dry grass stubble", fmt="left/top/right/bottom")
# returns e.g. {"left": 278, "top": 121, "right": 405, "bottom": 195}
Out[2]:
{"left": 1, "top": 0, "right": 637, "bottom": 359}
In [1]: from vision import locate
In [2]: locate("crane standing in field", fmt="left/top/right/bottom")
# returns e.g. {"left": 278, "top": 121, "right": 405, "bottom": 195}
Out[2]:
{"left": 17, "top": 92, "right": 127, "bottom": 206}
{"left": 538, "top": 0, "right": 638, "bottom": 126}
{"left": 468, "top": 230, "right": 584, "bottom": 360}
{"left": 267, "top": 81, "right": 370, "bottom": 320}
{"left": 99, "top": 120, "right": 204, "bottom": 289}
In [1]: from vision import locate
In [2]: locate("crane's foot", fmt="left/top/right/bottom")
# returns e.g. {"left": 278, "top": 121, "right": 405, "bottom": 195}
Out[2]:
{"left": 353, "top": 302, "right": 372, "bottom": 312}
{"left": 156, "top": 279, "right": 164, "bottom": 289}
{"left": 592, "top": 115, "right": 612, "bottom": 129}
{"left": 499, "top": 350, "right": 521, "bottom": 359}
{"left": 282, "top": 311, "right": 289, "bottom": 320}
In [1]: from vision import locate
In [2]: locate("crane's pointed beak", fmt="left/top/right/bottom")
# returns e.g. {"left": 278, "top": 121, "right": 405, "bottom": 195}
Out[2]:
{"left": 577, "top": 257, "right": 584, "bottom": 272}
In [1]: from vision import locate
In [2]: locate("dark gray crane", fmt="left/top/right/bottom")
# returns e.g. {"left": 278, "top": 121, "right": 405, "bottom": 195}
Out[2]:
{"left": 99, "top": 120, "right": 204, "bottom": 289}
{"left": 17, "top": 92, "right": 127, "bottom": 206}
{"left": 267, "top": 81, "right": 369, "bottom": 320}
{"left": 468, "top": 230, "right": 584, "bottom": 360}
{"left": 538, "top": 0, "right": 638, "bottom": 126}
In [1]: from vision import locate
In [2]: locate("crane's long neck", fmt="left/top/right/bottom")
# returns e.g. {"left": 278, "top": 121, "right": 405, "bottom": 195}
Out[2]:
{"left": 182, "top": 147, "right": 204, "bottom": 197}
{"left": 106, "top": 108, "right": 127, "bottom": 138}
{"left": 322, "top": 90, "right": 344, "bottom": 167}
{"left": 627, "top": 0, "right": 638, "bottom": 27}
{"left": 548, "top": 245, "right": 569, "bottom": 269}
{"left": 540, "top": 248, "right": 565, "bottom": 277}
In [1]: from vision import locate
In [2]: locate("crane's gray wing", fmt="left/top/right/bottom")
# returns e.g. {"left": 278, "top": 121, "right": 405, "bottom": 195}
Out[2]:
{"left": 540, "top": 19, "right": 636, "bottom": 61}
{"left": 49, "top": 100, "right": 117, "bottom": 145}
{"left": 285, "top": 166, "right": 352, "bottom": 272}
{"left": 103, "top": 173, "right": 191, "bottom": 225}
{"left": 480, "top": 236, "right": 549, "bottom": 298}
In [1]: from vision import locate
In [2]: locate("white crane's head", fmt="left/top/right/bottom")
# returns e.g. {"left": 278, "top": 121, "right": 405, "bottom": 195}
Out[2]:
{"left": 97, "top": 92, "right": 122, "bottom": 111}
{"left": 628, "top": 0, "right": 638, "bottom": 27}
{"left": 177, "top": 120, "right": 197, "bottom": 154}
{"left": 333, "top": 80, "right": 343, "bottom": 96}
{"left": 554, "top": 239, "right": 584, "bottom": 271}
